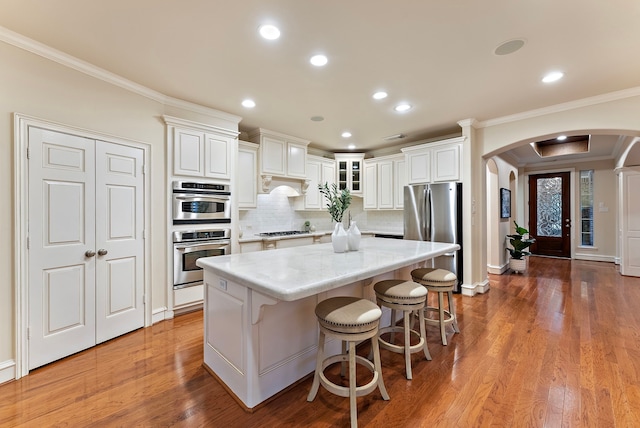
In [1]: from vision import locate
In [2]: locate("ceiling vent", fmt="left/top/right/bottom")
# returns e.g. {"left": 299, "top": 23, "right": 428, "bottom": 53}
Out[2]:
{"left": 383, "top": 133, "right": 406, "bottom": 141}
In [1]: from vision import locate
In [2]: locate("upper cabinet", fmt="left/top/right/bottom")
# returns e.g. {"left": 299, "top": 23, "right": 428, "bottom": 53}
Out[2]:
{"left": 402, "top": 136, "right": 465, "bottom": 184}
{"left": 165, "top": 116, "right": 238, "bottom": 180}
{"left": 363, "top": 154, "right": 405, "bottom": 210}
{"left": 238, "top": 141, "right": 259, "bottom": 209}
{"left": 303, "top": 155, "right": 336, "bottom": 210}
{"left": 334, "top": 153, "right": 364, "bottom": 195}
{"left": 249, "top": 128, "right": 310, "bottom": 182}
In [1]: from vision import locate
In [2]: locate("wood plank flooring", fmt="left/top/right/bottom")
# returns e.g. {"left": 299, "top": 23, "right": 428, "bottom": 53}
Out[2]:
{"left": 2, "top": 257, "right": 640, "bottom": 427}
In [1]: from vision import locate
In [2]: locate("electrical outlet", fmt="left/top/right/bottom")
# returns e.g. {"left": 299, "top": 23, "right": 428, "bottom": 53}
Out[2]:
{"left": 218, "top": 279, "right": 227, "bottom": 290}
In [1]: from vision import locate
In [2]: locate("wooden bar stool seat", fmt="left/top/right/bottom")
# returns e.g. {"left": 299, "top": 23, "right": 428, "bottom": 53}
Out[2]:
{"left": 307, "top": 296, "right": 390, "bottom": 428}
{"left": 411, "top": 268, "right": 460, "bottom": 346}
{"left": 373, "top": 279, "right": 431, "bottom": 380}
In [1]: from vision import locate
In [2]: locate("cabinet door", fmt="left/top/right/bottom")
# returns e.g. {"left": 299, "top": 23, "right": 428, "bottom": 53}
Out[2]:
{"left": 174, "top": 128, "right": 205, "bottom": 177}
{"left": 205, "top": 134, "right": 231, "bottom": 179}
{"left": 407, "top": 150, "right": 431, "bottom": 184}
{"left": 363, "top": 162, "right": 378, "bottom": 209}
{"left": 261, "top": 136, "right": 286, "bottom": 176}
{"left": 394, "top": 158, "right": 407, "bottom": 209}
{"left": 377, "top": 160, "right": 394, "bottom": 209}
{"left": 238, "top": 144, "right": 258, "bottom": 208}
{"left": 322, "top": 161, "right": 336, "bottom": 187}
{"left": 287, "top": 142, "right": 307, "bottom": 178}
{"left": 432, "top": 144, "right": 460, "bottom": 182}
{"left": 304, "top": 159, "right": 322, "bottom": 209}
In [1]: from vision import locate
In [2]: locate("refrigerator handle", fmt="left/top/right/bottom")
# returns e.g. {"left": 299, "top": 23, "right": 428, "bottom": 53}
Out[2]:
{"left": 425, "top": 186, "right": 432, "bottom": 241}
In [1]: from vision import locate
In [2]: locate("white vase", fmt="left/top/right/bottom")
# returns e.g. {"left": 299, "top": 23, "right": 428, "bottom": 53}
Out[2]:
{"left": 347, "top": 220, "right": 361, "bottom": 251}
{"left": 331, "top": 222, "right": 348, "bottom": 253}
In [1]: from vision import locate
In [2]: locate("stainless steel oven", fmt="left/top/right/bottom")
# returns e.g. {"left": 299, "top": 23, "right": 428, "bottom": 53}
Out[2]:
{"left": 172, "top": 181, "right": 231, "bottom": 224}
{"left": 173, "top": 229, "right": 231, "bottom": 289}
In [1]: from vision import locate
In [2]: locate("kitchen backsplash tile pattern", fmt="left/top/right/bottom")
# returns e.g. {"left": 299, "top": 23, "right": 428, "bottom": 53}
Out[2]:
{"left": 239, "top": 186, "right": 403, "bottom": 235}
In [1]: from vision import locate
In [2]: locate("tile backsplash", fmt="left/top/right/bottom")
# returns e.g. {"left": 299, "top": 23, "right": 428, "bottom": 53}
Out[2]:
{"left": 239, "top": 186, "right": 403, "bottom": 236}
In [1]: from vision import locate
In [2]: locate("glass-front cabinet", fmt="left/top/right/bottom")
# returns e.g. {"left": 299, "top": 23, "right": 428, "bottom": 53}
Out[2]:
{"left": 334, "top": 153, "right": 364, "bottom": 195}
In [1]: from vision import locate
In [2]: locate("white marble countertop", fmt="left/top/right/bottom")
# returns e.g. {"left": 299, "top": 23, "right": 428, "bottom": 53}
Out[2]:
{"left": 237, "top": 229, "right": 402, "bottom": 243}
{"left": 197, "top": 238, "right": 458, "bottom": 301}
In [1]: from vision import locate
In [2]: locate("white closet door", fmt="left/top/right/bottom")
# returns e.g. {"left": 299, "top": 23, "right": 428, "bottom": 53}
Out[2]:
{"left": 28, "top": 127, "right": 97, "bottom": 369}
{"left": 95, "top": 141, "right": 145, "bottom": 343}
{"left": 621, "top": 170, "right": 640, "bottom": 276}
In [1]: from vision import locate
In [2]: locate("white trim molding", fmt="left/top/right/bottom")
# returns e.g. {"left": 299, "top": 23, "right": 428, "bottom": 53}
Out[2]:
{"left": 0, "top": 359, "right": 16, "bottom": 385}
{"left": 461, "top": 279, "right": 490, "bottom": 297}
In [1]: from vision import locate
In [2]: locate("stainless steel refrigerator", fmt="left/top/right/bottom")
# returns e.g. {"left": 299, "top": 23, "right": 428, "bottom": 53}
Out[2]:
{"left": 404, "top": 182, "right": 463, "bottom": 292}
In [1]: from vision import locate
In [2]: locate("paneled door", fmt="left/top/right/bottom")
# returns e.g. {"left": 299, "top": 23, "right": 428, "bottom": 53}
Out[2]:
{"left": 529, "top": 172, "right": 571, "bottom": 258}
{"left": 28, "top": 128, "right": 144, "bottom": 370}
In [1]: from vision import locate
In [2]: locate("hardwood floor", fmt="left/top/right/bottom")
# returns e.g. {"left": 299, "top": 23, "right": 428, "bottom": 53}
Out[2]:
{"left": 2, "top": 257, "right": 640, "bottom": 427}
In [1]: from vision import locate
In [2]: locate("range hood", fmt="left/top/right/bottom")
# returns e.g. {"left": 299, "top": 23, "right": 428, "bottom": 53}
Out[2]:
{"left": 260, "top": 174, "right": 310, "bottom": 196}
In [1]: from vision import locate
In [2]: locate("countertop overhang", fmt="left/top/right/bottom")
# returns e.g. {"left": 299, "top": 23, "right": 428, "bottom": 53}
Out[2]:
{"left": 197, "top": 238, "right": 459, "bottom": 301}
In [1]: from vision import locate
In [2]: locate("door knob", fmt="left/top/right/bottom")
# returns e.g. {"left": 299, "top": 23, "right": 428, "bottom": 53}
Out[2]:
{"left": 85, "top": 250, "right": 96, "bottom": 258}
{"left": 97, "top": 249, "right": 108, "bottom": 256}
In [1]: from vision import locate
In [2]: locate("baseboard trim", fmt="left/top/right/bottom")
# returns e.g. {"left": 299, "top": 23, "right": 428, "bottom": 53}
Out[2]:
{"left": 0, "top": 359, "right": 16, "bottom": 385}
{"left": 487, "top": 263, "right": 508, "bottom": 275}
{"left": 574, "top": 254, "right": 616, "bottom": 263}
{"left": 152, "top": 307, "right": 170, "bottom": 324}
{"left": 461, "top": 279, "right": 490, "bottom": 297}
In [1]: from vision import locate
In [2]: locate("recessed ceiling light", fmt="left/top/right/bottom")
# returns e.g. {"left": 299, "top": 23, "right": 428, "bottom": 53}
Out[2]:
{"left": 373, "top": 91, "right": 388, "bottom": 100}
{"left": 347, "top": 144, "right": 356, "bottom": 150}
{"left": 241, "top": 99, "right": 256, "bottom": 108}
{"left": 310, "top": 116, "right": 324, "bottom": 122}
{"left": 394, "top": 103, "right": 412, "bottom": 112}
{"left": 542, "top": 71, "right": 564, "bottom": 83}
{"left": 259, "top": 25, "right": 280, "bottom": 40}
{"left": 557, "top": 135, "right": 567, "bottom": 141}
{"left": 341, "top": 131, "right": 352, "bottom": 138}
{"left": 494, "top": 38, "right": 526, "bottom": 56}
{"left": 310, "top": 54, "right": 328, "bottom": 67}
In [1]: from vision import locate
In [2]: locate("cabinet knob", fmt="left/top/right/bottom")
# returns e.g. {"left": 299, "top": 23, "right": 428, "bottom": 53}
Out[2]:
{"left": 85, "top": 250, "right": 96, "bottom": 258}
{"left": 97, "top": 249, "right": 108, "bottom": 256}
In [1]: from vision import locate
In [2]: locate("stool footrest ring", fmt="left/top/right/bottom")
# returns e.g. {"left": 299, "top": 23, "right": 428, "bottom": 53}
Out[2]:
{"left": 318, "top": 354, "right": 380, "bottom": 398}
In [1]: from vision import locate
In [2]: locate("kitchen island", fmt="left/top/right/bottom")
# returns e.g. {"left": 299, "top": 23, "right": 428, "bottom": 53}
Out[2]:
{"left": 196, "top": 238, "right": 459, "bottom": 410}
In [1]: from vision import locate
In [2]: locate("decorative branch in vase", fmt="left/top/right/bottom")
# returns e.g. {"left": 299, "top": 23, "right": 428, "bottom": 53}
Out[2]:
{"left": 319, "top": 183, "right": 352, "bottom": 252}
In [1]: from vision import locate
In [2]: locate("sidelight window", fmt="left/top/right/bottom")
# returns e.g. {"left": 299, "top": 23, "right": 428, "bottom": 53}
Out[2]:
{"left": 580, "top": 170, "right": 594, "bottom": 246}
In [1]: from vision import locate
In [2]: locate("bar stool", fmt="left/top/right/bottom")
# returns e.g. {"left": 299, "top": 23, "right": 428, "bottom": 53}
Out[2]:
{"left": 373, "top": 279, "right": 431, "bottom": 380}
{"left": 411, "top": 268, "right": 460, "bottom": 345}
{"left": 307, "top": 296, "right": 389, "bottom": 428}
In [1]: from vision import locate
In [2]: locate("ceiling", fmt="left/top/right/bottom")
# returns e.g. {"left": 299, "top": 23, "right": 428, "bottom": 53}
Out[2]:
{"left": 2, "top": 0, "right": 640, "bottom": 158}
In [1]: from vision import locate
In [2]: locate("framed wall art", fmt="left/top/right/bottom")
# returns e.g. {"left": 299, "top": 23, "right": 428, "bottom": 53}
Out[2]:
{"left": 500, "top": 188, "right": 511, "bottom": 218}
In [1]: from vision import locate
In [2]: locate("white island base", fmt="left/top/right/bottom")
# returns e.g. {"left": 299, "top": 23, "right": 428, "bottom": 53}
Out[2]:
{"left": 198, "top": 238, "right": 460, "bottom": 410}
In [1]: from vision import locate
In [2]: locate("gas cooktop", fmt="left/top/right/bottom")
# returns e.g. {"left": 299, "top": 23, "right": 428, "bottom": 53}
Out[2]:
{"left": 257, "top": 231, "right": 310, "bottom": 237}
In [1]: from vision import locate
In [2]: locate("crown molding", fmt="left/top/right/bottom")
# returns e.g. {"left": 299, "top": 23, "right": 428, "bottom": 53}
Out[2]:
{"left": 0, "top": 25, "right": 241, "bottom": 125}
{"left": 476, "top": 86, "right": 640, "bottom": 129}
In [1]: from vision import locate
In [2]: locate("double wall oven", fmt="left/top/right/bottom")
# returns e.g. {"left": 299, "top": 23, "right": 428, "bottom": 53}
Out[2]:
{"left": 172, "top": 181, "right": 231, "bottom": 290}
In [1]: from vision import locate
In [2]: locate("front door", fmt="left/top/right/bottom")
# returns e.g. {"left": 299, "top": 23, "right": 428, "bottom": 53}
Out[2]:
{"left": 28, "top": 128, "right": 144, "bottom": 370}
{"left": 529, "top": 172, "right": 571, "bottom": 258}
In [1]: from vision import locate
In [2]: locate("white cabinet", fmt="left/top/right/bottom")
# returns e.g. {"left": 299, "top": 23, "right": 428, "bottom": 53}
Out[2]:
{"left": 432, "top": 143, "right": 460, "bottom": 182}
{"left": 363, "top": 154, "right": 404, "bottom": 210}
{"left": 172, "top": 127, "right": 234, "bottom": 180}
{"left": 363, "top": 160, "right": 378, "bottom": 209}
{"left": 394, "top": 157, "right": 407, "bottom": 209}
{"left": 377, "top": 159, "right": 394, "bottom": 209}
{"left": 249, "top": 128, "right": 310, "bottom": 181}
{"left": 335, "top": 153, "right": 364, "bottom": 195}
{"left": 239, "top": 240, "right": 263, "bottom": 253}
{"left": 303, "top": 155, "right": 336, "bottom": 210}
{"left": 238, "top": 141, "right": 258, "bottom": 209}
{"left": 402, "top": 136, "right": 464, "bottom": 184}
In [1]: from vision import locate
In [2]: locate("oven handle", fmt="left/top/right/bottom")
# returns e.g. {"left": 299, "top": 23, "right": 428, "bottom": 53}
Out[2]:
{"left": 174, "top": 194, "right": 230, "bottom": 202}
{"left": 174, "top": 240, "right": 231, "bottom": 251}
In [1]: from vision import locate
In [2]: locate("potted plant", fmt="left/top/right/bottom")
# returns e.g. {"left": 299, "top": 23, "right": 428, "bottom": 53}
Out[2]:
{"left": 318, "top": 183, "right": 352, "bottom": 252}
{"left": 507, "top": 221, "right": 535, "bottom": 273}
